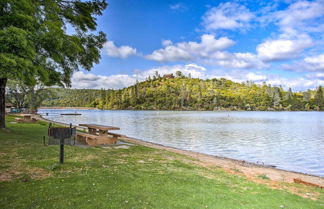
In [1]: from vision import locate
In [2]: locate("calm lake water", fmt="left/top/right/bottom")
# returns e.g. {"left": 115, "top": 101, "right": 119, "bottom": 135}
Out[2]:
{"left": 38, "top": 109, "right": 324, "bottom": 177}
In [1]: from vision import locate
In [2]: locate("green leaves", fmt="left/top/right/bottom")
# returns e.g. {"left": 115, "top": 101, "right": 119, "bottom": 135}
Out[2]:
{"left": 0, "top": 26, "right": 36, "bottom": 58}
{"left": 0, "top": 0, "right": 107, "bottom": 86}
{"left": 61, "top": 0, "right": 107, "bottom": 31}
{"left": 1, "top": 0, "right": 107, "bottom": 127}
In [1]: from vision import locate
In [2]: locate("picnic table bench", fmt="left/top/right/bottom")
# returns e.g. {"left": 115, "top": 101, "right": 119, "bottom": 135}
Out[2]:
{"left": 77, "top": 124, "right": 123, "bottom": 145}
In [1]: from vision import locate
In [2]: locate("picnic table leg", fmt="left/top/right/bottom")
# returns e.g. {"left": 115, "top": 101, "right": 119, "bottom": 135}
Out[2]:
{"left": 99, "top": 130, "right": 108, "bottom": 137}
{"left": 89, "top": 128, "right": 96, "bottom": 135}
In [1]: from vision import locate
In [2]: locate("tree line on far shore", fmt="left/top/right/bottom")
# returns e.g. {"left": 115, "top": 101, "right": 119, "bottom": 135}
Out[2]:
{"left": 37, "top": 72, "right": 324, "bottom": 111}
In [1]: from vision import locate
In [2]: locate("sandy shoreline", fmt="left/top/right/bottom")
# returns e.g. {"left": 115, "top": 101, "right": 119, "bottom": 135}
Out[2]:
{"left": 34, "top": 114, "right": 324, "bottom": 188}
{"left": 120, "top": 136, "right": 324, "bottom": 187}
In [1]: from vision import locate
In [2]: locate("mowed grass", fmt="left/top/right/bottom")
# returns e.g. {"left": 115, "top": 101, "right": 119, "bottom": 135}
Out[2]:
{"left": 0, "top": 116, "right": 323, "bottom": 209}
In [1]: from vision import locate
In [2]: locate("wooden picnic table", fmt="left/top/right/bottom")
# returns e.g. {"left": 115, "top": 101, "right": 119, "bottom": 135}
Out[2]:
{"left": 15, "top": 114, "right": 36, "bottom": 123}
{"left": 79, "top": 124, "right": 120, "bottom": 137}
{"left": 19, "top": 114, "right": 32, "bottom": 120}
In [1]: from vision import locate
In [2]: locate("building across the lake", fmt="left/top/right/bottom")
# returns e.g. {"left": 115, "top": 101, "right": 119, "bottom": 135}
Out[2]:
{"left": 5, "top": 103, "right": 13, "bottom": 113}
{"left": 163, "top": 73, "right": 174, "bottom": 79}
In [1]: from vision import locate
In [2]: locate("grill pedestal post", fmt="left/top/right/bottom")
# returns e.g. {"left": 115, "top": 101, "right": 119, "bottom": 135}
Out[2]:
{"left": 59, "top": 138, "right": 64, "bottom": 164}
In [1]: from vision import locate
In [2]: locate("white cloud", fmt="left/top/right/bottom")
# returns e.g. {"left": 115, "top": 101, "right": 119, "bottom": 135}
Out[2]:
{"left": 259, "top": 0, "right": 324, "bottom": 39}
{"left": 146, "top": 34, "right": 234, "bottom": 62}
{"left": 103, "top": 41, "right": 137, "bottom": 58}
{"left": 306, "top": 72, "right": 324, "bottom": 80}
{"left": 256, "top": 36, "right": 313, "bottom": 61}
{"left": 146, "top": 45, "right": 192, "bottom": 62}
{"left": 211, "top": 70, "right": 324, "bottom": 91}
{"left": 211, "top": 70, "right": 267, "bottom": 83}
{"left": 304, "top": 54, "right": 324, "bottom": 71}
{"left": 169, "top": 3, "right": 186, "bottom": 11}
{"left": 72, "top": 63, "right": 323, "bottom": 91}
{"left": 284, "top": 54, "right": 324, "bottom": 72}
{"left": 207, "top": 51, "right": 268, "bottom": 69}
{"left": 265, "top": 77, "right": 324, "bottom": 91}
{"left": 246, "top": 72, "right": 267, "bottom": 81}
{"left": 253, "top": 1, "right": 324, "bottom": 64}
{"left": 71, "top": 64, "right": 208, "bottom": 89}
{"left": 275, "top": 0, "right": 324, "bottom": 35}
{"left": 136, "top": 64, "right": 207, "bottom": 79}
{"left": 72, "top": 71, "right": 137, "bottom": 89}
{"left": 202, "top": 2, "right": 254, "bottom": 31}
{"left": 146, "top": 1, "right": 324, "bottom": 70}
{"left": 147, "top": 34, "right": 269, "bottom": 69}
{"left": 162, "top": 40, "right": 173, "bottom": 47}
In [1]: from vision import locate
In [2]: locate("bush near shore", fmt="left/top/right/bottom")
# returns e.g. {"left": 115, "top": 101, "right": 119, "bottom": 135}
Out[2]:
{"left": 0, "top": 116, "right": 323, "bottom": 209}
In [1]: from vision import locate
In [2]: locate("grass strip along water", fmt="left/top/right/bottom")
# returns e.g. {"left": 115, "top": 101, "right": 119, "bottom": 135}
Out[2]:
{"left": 0, "top": 115, "right": 323, "bottom": 209}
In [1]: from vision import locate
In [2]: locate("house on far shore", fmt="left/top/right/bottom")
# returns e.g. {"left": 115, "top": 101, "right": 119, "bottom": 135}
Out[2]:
{"left": 163, "top": 73, "right": 174, "bottom": 79}
{"left": 5, "top": 103, "right": 13, "bottom": 113}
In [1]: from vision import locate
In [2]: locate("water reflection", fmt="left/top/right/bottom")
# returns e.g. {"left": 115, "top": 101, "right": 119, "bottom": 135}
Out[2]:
{"left": 38, "top": 109, "right": 324, "bottom": 176}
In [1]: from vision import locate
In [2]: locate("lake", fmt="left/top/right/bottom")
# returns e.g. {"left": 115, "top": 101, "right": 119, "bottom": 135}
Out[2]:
{"left": 38, "top": 109, "right": 324, "bottom": 177}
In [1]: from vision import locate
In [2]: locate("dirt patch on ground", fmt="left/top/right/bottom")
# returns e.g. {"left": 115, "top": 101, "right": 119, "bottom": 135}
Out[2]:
{"left": 0, "top": 168, "right": 52, "bottom": 182}
{"left": 0, "top": 172, "right": 14, "bottom": 181}
{"left": 84, "top": 154, "right": 99, "bottom": 161}
{"left": 28, "top": 168, "right": 52, "bottom": 180}
{"left": 70, "top": 154, "right": 100, "bottom": 162}
{"left": 114, "top": 145, "right": 131, "bottom": 149}
{"left": 244, "top": 175, "right": 321, "bottom": 200}
{"left": 0, "top": 151, "right": 23, "bottom": 182}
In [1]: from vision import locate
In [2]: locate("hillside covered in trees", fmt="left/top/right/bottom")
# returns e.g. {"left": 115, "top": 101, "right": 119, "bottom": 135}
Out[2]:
{"left": 42, "top": 73, "right": 324, "bottom": 111}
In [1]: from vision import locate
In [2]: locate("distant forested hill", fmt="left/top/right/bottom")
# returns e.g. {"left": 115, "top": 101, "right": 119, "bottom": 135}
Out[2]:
{"left": 42, "top": 76, "right": 323, "bottom": 111}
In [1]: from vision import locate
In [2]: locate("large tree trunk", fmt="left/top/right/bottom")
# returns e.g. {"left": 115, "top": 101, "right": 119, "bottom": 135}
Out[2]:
{"left": 0, "top": 78, "right": 7, "bottom": 129}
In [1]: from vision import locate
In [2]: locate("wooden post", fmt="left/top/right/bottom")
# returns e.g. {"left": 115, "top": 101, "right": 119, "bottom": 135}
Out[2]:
{"left": 69, "top": 123, "right": 72, "bottom": 138}
{"left": 48, "top": 123, "right": 52, "bottom": 136}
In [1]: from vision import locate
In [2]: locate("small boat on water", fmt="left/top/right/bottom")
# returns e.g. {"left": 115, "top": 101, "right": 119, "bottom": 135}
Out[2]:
{"left": 60, "top": 113, "right": 82, "bottom": 116}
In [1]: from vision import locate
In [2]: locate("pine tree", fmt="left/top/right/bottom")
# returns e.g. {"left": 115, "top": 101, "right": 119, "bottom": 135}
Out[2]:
{"left": 314, "top": 86, "right": 323, "bottom": 111}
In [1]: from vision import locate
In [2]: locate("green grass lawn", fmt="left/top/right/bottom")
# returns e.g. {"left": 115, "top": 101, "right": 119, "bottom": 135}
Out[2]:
{"left": 0, "top": 115, "right": 323, "bottom": 209}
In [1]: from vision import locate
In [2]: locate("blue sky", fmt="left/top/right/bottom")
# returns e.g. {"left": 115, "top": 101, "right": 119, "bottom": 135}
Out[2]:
{"left": 72, "top": 0, "right": 324, "bottom": 91}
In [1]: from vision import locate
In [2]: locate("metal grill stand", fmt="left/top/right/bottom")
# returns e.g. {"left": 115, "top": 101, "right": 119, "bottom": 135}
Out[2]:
{"left": 47, "top": 123, "right": 76, "bottom": 164}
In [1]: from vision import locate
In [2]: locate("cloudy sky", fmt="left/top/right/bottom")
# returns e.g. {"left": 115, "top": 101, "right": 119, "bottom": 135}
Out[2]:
{"left": 72, "top": 0, "right": 324, "bottom": 91}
